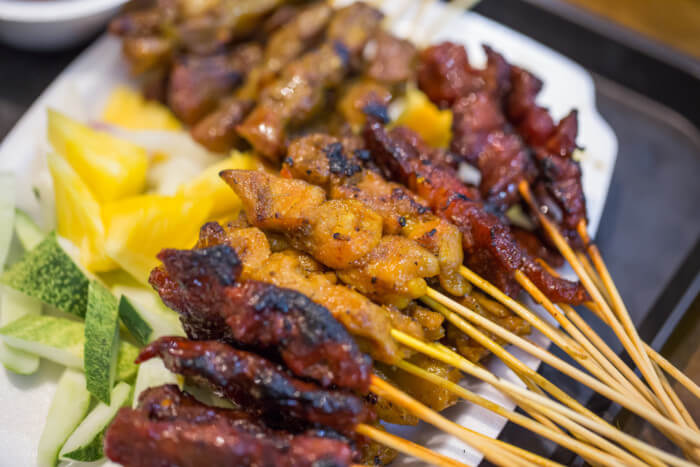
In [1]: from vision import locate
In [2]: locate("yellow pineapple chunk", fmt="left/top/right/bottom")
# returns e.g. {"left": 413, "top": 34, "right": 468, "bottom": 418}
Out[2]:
{"left": 103, "top": 194, "right": 213, "bottom": 283}
{"left": 46, "top": 152, "right": 117, "bottom": 272}
{"left": 394, "top": 87, "right": 453, "bottom": 149}
{"left": 47, "top": 109, "right": 149, "bottom": 203}
{"left": 178, "top": 151, "right": 262, "bottom": 218}
{"left": 102, "top": 86, "right": 182, "bottom": 131}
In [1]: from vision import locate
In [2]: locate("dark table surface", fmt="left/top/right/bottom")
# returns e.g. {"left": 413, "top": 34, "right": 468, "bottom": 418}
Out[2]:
{"left": 1, "top": 1, "right": 699, "bottom": 465}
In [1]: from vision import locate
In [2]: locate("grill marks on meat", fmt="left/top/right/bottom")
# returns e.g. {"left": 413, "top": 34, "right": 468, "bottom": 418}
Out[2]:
{"left": 198, "top": 222, "right": 409, "bottom": 364}
{"left": 284, "top": 133, "right": 468, "bottom": 297}
{"left": 138, "top": 337, "right": 373, "bottom": 433}
{"left": 365, "top": 119, "right": 589, "bottom": 305}
{"left": 507, "top": 66, "right": 587, "bottom": 245}
{"left": 105, "top": 385, "right": 356, "bottom": 467}
{"left": 150, "top": 244, "right": 372, "bottom": 392}
{"left": 237, "top": 3, "right": 384, "bottom": 161}
{"left": 222, "top": 169, "right": 442, "bottom": 309}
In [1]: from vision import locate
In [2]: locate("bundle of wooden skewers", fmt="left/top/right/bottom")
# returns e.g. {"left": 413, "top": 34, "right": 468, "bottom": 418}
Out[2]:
{"left": 102, "top": 0, "right": 700, "bottom": 465}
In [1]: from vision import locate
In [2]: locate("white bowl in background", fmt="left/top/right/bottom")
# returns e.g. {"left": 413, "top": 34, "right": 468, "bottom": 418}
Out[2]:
{"left": 0, "top": 0, "right": 128, "bottom": 51}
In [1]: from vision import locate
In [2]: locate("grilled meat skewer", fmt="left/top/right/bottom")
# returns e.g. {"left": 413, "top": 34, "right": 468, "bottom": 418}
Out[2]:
{"left": 105, "top": 384, "right": 357, "bottom": 467}
{"left": 150, "top": 244, "right": 372, "bottom": 391}
{"left": 138, "top": 337, "right": 374, "bottom": 433}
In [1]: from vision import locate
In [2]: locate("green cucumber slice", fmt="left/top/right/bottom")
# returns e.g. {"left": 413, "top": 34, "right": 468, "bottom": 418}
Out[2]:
{"left": 132, "top": 358, "right": 181, "bottom": 408}
{"left": 0, "top": 173, "right": 14, "bottom": 269}
{"left": 14, "top": 208, "right": 45, "bottom": 251}
{"left": 85, "top": 281, "right": 120, "bottom": 404}
{"left": 36, "top": 369, "right": 91, "bottom": 467}
{"left": 60, "top": 381, "right": 132, "bottom": 462}
{"left": 0, "top": 314, "right": 138, "bottom": 381}
{"left": 112, "top": 284, "right": 184, "bottom": 343}
{"left": 118, "top": 296, "right": 152, "bottom": 346}
{"left": 0, "top": 288, "right": 42, "bottom": 374}
{"left": 0, "top": 232, "right": 89, "bottom": 318}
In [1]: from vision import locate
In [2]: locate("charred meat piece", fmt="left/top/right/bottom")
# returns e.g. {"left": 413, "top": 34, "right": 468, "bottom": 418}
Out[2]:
{"left": 138, "top": 337, "right": 373, "bottom": 432}
{"left": 475, "top": 131, "right": 537, "bottom": 210}
{"left": 326, "top": 2, "right": 384, "bottom": 69}
{"left": 121, "top": 36, "right": 174, "bottom": 75}
{"left": 105, "top": 385, "right": 356, "bottom": 467}
{"left": 450, "top": 92, "right": 506, "bottom": 164}
{"left": 365, "top": 31, "right": 418, "bottom": 85}
{"left": 337, "top": 80, "right": 393, "bottom": 131}
{"left": 190, "top": 98, "right": 254, "bottom": 152}
{"left": 285, "top": 134, "right": 468, "bottom": 296}
{"left": 512, "top": 227, "right": 564, "bottom": 268}
{"left": 481, "top": 45, "right": 512, "bottom": 99}
{"left": 168, "top": 43, "right": 262, "bottom": 124}
{"left": 150, "top": 244, "right": 373, "bottom": 391}
{"left": 236, "top": 42, "right": 349, "bottom": 160}
{"left": 365, "top": 119, "right": 589, "bottom": 305}
{"left": 237, "top": 3, "right": 383, "bottom": 161}
{"left": 417, "top": 41, "right": 483, "bottom": 108}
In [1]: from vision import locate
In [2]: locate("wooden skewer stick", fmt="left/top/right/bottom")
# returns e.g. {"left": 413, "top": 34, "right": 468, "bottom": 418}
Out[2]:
{"left": 514, "top": 270, "right": 659, "bottom": 408}
{"left": 396, "top": 360, "right": 633, "bottom": 467}
{"left": 356, "top": 423, "right": 469, "bottom": 467}
{"left": 369, "top": 375, "right": 546, "bottom": 467}
{"left": 577, "top": 220, "right": 700, "bottom": 403}
{"left": 393, "top": 330, "right": 698, "bottom": 467}
{"left": 461, "top": 264, "right": 652, "bottom": 408}
{"left": 422, "top": 290, "right": 698, "bottom": 452}
{"left": 420, "top": 295, "right": 665, "bottom": 466}
{"left": 518, "top": 181, "right": 691, "bottom": 434}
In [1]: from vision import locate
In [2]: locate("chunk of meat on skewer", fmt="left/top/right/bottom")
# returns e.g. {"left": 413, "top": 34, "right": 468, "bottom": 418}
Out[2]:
{"left": 104, "top": 385, "right": 357, "bottom": 467}
{"left": 190, "top": 98, "right": 254, "bottom": 152}
{"left": 149, "top": 244, "right": 373, "bottom": 391}
{"left": 365, "top": 30, "right": 418, "bottom": 85}
{"left": 284, "top": 133, "right": 469, "bottom": 296}
{"left": 222, "top": 170, "right": 443, "bottom": 307}
{"left": 237, "top": 3, "right": 383, "bottom": 160}
{"left": 417, "top": 41, "right": 483, "bottom": 108}
{"left": 168, "top": 43, "right": 262, "bottom": 124}
{"left": 138, "top": 337, "right": 374, "bottom": 433}
{"left": 197, "top": 222, "right": 404, "bottom": 363}
{"left": 365, "top": 119, "right": 589, "bottom": 305}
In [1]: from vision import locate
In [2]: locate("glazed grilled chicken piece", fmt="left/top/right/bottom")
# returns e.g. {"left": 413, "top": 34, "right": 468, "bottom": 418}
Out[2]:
{"left": 190, "top": 98, "right": 254, "bottom": 152}
{"left": 150, "top": 244, "right": 373, "bottom": 391}
{"left": 237, "top": 2, "right": 383, "bottom": 160}
{"left": 138, "top": 337, "right": 373, "bottom": 432}
{"left": 105, "top": 385, "right": 357, "bottom": 467}
{"left": 222, "top": 169, "right": 442, "bottom": 308}
{"left": 284, "top": 133, "right": 469, "bottom": 297}
{"left": 365, "top": 118, "right": 589, "bottom": 305}
{"left": 168, "top": 42, "right": 262, "bottom": 124}
{"left": 197, "top": 222, "right": 403, "bottom": 363}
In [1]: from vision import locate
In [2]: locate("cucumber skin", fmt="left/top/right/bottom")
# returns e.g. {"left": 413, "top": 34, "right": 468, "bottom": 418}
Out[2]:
{"left": 0, "top": 232, "right": 89, "bottom": 318}
{"left": 60, "top": 382, "right": 132, "bottom": 462}
{"left": 0, "top": 314, "right": 139, "bottom": 381}
{"left": 85, "top": 281, "right": 120, "bottom": 404}
{"left": 118, "top": 295, "right": 152, "bottom": 346}
{"left": 0, "top": 173, "right": 15, "bottom": 269}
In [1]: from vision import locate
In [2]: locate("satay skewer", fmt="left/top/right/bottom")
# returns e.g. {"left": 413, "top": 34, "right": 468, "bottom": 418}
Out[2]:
{"left": 392, "top": 330, "right": 698, "bottom": 467}
{"left": 519, "top": 181, "right": 700, "bottom": 461}
{"left": 396, "top": 359, "right": 634, "bottom": 467}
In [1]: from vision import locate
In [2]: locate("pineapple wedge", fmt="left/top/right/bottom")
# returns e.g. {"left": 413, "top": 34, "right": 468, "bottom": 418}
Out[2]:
{"left": 103, "top": 194, "right": 213, "bottom": 283}
{"left": 46, "top": 152, "right": 117, "bottom": 272}
{"left": 394, "top": 87, "right": 452, "bottom": 149}
{"left": 178, "top": 151, "right": 262, "bottom": 218}
{"left": 47, "top": 109, "right": 149, "bottom": 203}
{"left": 102, "top": 86, "right": 182, "bottom": 131}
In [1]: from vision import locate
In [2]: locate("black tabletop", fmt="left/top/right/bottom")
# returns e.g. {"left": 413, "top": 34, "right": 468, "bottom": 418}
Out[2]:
{"left": 1, "top": 1, "right": 699, "bottom": 465}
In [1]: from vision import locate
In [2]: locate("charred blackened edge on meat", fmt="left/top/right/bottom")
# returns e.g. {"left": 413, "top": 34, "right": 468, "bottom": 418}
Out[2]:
{"left": 325, "top": 142, "right": 362, "bottom": 177}
{"left": 158, "top": 244, "right": 242, "bottom": 287}
{"left": 362, "top": 103, "right": 390, "bottom": 124}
